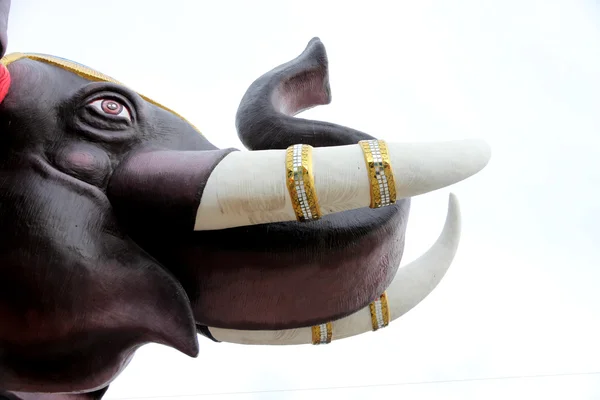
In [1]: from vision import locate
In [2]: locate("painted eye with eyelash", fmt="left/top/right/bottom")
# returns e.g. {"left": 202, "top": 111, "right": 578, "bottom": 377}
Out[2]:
{"left": 88, "top": 98, "right": 132, "bottom": 121}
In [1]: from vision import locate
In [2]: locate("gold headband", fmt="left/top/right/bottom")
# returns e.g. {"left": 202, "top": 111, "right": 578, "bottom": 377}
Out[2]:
{"left": 0, "top": 52, "right": 203, "bottom": 136}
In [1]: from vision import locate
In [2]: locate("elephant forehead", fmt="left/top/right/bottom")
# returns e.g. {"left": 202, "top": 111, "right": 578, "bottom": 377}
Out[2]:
{"left": 0, "top": 53, "right": 204, "bottom": 137}
{"left": 2, "top": 58, "right": 88, "bottom": 110}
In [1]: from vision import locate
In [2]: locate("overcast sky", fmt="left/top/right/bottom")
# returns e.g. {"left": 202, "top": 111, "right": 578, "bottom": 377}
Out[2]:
{"left": 6, "top": 0, "right": 600, "bottom": 399}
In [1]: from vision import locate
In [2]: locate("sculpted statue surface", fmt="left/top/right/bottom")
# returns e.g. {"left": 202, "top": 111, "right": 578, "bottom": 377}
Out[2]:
{"left": 0, "top": 1, "right": 491, "bottom": 399}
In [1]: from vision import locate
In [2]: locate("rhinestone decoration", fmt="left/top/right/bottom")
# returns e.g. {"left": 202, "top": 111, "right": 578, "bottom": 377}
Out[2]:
{"left": 311, "top": 322, "right": 332, "bottom": 345}
{"left": 369, "top": 292, "right": 390, "bottom": 331}
{"left": 359, "top": 140, "right": 397, "bottom": 208}
{"left": 285, "top": 144, "right": 322, "bottom": 222}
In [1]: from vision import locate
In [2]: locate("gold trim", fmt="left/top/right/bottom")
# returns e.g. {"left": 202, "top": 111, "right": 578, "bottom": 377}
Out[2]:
{"left": 285, "top": 144, "right": 321, "bottom": 222}
{"left": 0, "top": 52, "right": 204, "bottom": 136}
{"left": 311, "top": 322, "right": 333, "bottom": 345}
{"left": 380, "top": 292, "right": 390, "bottom": 328}
{"left": 369, "top": 292, "right": 390, "bottom": 331}
{"left": 359, "top": 140, "right": 397, "bottom": 208}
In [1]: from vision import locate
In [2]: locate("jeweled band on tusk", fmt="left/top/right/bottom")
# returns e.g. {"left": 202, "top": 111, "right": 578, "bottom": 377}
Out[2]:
{"left": 311, "top": 322, "right": 332, "bottom": 344}
{"left": 285, "top": 144, "right": 322, "bottom": 221}
{"left": 369, "top": 292, "right": 390, "bottom": 331}
{"left": 359, "top": 140, "right": 397, "bottom": 208}
{"left": 309, "top": 293, "right": 390, "bottom": 345}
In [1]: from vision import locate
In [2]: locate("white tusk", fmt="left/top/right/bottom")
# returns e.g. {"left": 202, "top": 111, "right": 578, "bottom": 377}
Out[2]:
{"left": 207, "top": 193, "right": 462, "bottom": 345}
{"left": 194, "top": 139, "right": 487, "bottom": 230}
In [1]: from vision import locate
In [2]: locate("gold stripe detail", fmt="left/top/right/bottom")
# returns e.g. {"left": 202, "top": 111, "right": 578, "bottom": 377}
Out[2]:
{"left": 0, "top": 52, "right": 204, "bottom": 136}
{"left": 311, "top": 322, "right": 333, "bottom": 345}
{"left": 369, "top": 292, "right": 390, "bottom": 331}
{"left": 359, "top": 140, "right": 397, "bottom": 208}
{"left": 285, "top": 144, "right": 321, "bottom": 222}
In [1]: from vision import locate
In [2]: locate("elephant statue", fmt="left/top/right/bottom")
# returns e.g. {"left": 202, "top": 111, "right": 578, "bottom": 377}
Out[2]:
{"left": 0, "top": 1, "right": 490, "bottom": 398}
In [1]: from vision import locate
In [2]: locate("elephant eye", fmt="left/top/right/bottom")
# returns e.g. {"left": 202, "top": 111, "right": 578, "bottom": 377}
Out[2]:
{"left": 88, "top": 98, "right": 132, "bottom": 121}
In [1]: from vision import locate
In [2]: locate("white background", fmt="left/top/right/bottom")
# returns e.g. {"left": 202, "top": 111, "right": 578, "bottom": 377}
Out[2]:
{"left": 6, "top": 0, "right": 600, "bottom": 398}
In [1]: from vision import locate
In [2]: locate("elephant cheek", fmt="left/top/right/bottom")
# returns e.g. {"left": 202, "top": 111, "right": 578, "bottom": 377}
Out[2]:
{"left": 0, "top": 165, "right": 198, "bottom": 392}
{"left": 52, "top": 144, "right": 112, "bottom": 189}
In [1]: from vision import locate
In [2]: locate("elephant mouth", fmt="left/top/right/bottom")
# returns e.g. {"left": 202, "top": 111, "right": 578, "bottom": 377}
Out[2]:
{"left": 192, "top": 203, "right": 411, "bottom": 329}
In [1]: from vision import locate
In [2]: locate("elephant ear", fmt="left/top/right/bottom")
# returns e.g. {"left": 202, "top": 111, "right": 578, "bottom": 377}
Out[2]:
{"left": 0, "top": 0, "right": 9, "bottom": 58}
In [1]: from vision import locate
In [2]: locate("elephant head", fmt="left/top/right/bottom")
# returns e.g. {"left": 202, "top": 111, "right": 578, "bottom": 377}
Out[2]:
{"left": 0, "top": 1, "right": 491, "bottom": 398}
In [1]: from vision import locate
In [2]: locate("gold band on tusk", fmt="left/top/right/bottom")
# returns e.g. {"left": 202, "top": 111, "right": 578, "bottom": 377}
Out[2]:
{"left": 369, "top": 292, "right": 390, "bottom": 331}
{"left": 359, "top": 140, "right": 397, "bottom": 208}
{"left": 311, "top": 322, "right": 333, "bottom": 345}
{"left": 285, "top": 144, "right": 322, "bottom": 222}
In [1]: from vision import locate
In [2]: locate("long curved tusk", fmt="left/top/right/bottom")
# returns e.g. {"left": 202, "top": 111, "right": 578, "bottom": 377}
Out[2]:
{"left": 207, "top": 193, "right": 462, "bottom": 345}
{"left": 194, "top": 139, "right": 487, "bottom": 230}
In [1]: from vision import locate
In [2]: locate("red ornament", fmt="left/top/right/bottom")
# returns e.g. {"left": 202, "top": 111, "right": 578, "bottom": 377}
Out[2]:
{"left": 0, "top": 63, "right": 11, "bottom": 103}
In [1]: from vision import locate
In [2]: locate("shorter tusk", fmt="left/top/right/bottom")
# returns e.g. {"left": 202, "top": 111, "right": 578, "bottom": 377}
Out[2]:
{"left": 207, "top": 193, "right": 462, "bottom": 345}
{"left": 194, "top": 139, "right": 487, "bottom": 230}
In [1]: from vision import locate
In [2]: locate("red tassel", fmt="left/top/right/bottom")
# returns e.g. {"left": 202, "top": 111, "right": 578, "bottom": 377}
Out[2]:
{"left": 0, "top": 63, "right": 10, "bottom": 103}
